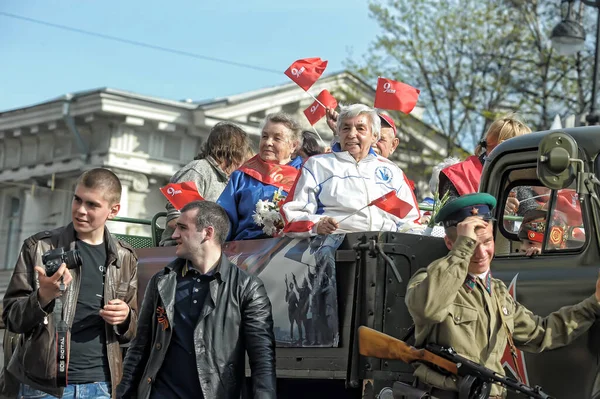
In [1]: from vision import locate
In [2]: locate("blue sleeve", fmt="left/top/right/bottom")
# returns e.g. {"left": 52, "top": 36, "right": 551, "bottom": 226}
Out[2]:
{"left": 217, "top": 172, "right": 241, "bottom": 241}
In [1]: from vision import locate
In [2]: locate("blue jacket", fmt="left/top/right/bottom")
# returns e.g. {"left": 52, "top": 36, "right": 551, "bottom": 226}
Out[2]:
{"left": 217, "top": 156, "right": 303, "bottom": 241}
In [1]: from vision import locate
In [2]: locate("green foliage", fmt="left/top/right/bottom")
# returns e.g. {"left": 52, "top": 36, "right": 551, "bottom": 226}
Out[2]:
{"left": 347, "top": 0, "right": 595, "bottom": 153}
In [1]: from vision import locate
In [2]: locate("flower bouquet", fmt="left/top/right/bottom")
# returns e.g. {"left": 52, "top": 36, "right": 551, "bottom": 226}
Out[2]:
{"left": 252, "top": 188, "right": 286, "bottom": 237}
{"left": 423, "top": 190, "right": 451, "bottom": 237}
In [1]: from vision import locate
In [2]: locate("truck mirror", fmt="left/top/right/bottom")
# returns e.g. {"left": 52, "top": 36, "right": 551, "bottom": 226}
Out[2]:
{"left": 537, "top": 132, "right": 577, "bottom": 190}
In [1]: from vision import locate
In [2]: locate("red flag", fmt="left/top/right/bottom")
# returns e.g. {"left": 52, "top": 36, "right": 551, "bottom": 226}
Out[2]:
{"left": 369, "top": 191, "right": 413, "bottom": 219}
{"left": 374, "top": 77, "right": 420, "bottom": 114}
{"left": 160, "top": 182, "right": 204, "bottom": 211}
{"left": 303, "top": 90, "right": 338, "bottom": 125}
{"left": 284, "top": 58, "right": 328, "bottom": 91}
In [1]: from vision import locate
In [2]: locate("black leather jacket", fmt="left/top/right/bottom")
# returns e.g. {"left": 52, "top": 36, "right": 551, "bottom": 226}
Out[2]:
{"left": 117, "top": 255, "right": 276, "bottom": 399}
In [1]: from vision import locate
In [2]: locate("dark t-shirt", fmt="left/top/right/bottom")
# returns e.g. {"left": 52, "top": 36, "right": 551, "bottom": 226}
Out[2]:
{"left": 68, "top": 240, "right": 111, "bottom": 384}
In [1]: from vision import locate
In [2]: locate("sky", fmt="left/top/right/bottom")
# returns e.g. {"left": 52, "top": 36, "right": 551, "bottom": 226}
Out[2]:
{"left": 0, "top": 0, "right": 379, "bottom": 112}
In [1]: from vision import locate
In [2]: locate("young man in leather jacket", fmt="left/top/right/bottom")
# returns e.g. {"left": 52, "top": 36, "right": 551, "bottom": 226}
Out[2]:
{"left": 117, "top": 200, "right": 276, "bottom": 399}
{"left": 2, "top": 168, "right": 138, "bottom": 398}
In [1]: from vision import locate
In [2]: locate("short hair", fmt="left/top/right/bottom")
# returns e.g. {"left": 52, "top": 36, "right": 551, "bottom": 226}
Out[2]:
{"left": 197, "top": 122, "right": 251, "bottom": 173}
{"left": 476, "top": 115, "right": 532, "bottom": 156}
{"left": 180, "top": 201, "right": 230, "bottom": 245}
{"left": 300, "top": 130, "right": 325, "bottom": 157}
{"left": 445, "top": 226, "right": 458, "bottom": 242}
{"left": 77, "top": 168, "right": 122, "bottom": 205}
{"left": 337, "top": 104, "right": 381, "bottom": 140}
{"left": 259, "top": 112, "right": 302, "bottom": 144}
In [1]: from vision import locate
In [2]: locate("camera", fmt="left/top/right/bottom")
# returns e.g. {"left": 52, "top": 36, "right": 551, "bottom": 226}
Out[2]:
{"left": 42, "top": 248, "right": 82, "bottom": 277}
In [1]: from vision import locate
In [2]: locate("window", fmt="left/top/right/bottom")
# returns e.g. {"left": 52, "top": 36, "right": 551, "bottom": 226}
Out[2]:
{"left": 163, "top": 136, "right": 182, "bottom": 160}
{"left": 4, "top": 139, "right": 20, "bottom": 168}
{"left": 496, "top": 168, "right": 585, "bottom": 257}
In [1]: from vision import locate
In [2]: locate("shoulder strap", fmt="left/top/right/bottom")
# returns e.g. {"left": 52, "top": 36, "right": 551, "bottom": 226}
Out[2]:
{"left": 493, "top": 290, "right": 524, "bottom": 383}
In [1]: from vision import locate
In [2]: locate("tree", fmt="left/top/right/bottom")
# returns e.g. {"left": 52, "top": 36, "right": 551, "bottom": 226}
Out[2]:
{"left": 347, "top": 0, "right": 595, "bottom": 153}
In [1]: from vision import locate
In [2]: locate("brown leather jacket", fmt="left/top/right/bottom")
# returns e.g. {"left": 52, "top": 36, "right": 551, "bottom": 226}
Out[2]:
{"left": 1, "top": 223, "right": 138, "bottom": 398}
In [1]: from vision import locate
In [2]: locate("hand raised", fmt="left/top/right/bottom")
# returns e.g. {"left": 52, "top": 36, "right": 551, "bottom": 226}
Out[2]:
{"left": 456, "top": 216, "right": 488, "bottom": 242}
{"left": 504, "top": 196, "right": 519, "bottom": 215}
{"left": 326, "top": 108, "right": 338, "bottom": 134}
{"left": 35, "top": 263, "right": 73, "bottom": 307}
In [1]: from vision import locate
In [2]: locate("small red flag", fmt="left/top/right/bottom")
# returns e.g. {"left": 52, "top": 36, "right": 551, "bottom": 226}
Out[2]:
{"left": 284, "top": 57, "right": 328, "bottom": 91}
{"left": 374, "top": 77, "right": 420, "bottom": 114}
{"left": 369, "top": 191, "right": 413, "bottom": 219}
{"left": 160, "top": 182, "right": 204, "bottom": 211}
{"left": 303, "top": 90, "right": 338, "bottom": 125}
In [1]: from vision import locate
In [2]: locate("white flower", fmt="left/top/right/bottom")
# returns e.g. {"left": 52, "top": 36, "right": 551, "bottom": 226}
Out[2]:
{"left": 252, "top": 212, "right": 263, "bottom": 225}
{"left": 254, "top": 193, "right": 287, "bottom": 237}
{"left": 255, "top": 200, "right": 269, "bottom": 214}
{"left": 263, "top": 224, "right": 277, "bottom": 236}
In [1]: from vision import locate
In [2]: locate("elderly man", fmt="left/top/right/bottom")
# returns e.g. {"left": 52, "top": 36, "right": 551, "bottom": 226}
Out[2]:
{"left": 282, "top": 104, "right": 421, "bottom": 237}
{"left": 406, "top": 193, "right": 600, "bottom": 398}
{"left": 373, "top": 113, "right": 400, "bottom": 158}
{"left": 326, "top": 108, "right": 399, "bottom": 158}
{"left": 117, "top": 201, "right": 276, "bottom": 399}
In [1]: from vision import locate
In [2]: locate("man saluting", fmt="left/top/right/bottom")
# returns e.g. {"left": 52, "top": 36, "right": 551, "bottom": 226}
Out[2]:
{"left": 406, "top": 193, "right": 600, "bottom": 398}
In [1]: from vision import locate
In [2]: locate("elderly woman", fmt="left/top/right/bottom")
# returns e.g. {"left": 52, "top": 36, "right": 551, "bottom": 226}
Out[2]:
{"left": 281, "top": 104, "right": 421, "bottom": 237}
{"left": 160, "top": 122, "right": 251, "bottom": 246}
{"left": 217, "top": 112, "right": 303, "bottom": 241}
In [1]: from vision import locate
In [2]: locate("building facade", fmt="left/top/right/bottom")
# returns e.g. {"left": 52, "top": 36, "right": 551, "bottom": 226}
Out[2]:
{"left": 0, "top": 71, "right": 452, "bottom": 269}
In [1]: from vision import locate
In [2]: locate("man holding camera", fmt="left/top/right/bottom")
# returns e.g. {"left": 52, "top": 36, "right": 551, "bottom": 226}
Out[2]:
{"left": 1, "top": 168, "right": 138, "bottom": 398}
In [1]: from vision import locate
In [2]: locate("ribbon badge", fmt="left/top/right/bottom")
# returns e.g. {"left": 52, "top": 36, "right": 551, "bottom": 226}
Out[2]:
{"left": 156, "top": 306, "right": 169, "bottom": 331}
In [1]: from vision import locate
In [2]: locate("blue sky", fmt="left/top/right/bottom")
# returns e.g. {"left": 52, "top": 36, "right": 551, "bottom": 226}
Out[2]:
{"left": 0, "top": 0, "right": 378, "bottom": 112}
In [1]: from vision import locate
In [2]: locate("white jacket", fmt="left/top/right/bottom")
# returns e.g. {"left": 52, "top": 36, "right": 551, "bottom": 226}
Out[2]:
{"left": 281, "top": 150, "right": 422, "bottom": 238}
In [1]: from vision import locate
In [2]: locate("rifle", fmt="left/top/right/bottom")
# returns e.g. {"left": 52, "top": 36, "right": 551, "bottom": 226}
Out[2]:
{"left": 358, "top": 326, "right": 554, "bottom": 399}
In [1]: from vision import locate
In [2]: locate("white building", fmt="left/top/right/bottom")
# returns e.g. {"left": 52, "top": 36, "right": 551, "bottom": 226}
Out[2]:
{"left": 0, "top": 71, "right": 452, "bottom": 269}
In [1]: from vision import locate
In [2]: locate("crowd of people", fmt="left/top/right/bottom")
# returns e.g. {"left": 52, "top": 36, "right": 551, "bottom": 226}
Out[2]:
{"left": 0, "top": 101, "right": 596, "bottom": 399}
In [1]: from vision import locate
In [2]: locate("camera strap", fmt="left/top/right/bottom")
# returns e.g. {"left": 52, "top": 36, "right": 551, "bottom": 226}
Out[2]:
{"left": 53, "top": 279, "right": 69, "bottom": 387}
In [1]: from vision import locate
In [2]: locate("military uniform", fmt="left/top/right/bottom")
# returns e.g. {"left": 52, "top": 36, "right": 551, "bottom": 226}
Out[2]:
{"left": 405, "top": 194, "right": 600, "bottom": 398}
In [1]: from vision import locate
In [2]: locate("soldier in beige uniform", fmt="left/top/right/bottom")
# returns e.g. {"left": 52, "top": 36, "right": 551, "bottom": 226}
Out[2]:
{"left": 406, "top": 193, "right": 600, "bottom": 398}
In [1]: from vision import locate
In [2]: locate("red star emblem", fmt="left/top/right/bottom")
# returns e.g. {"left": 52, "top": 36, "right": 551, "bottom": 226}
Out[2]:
{"left": 470, "top": 207, "right": 479, "bottom": 216}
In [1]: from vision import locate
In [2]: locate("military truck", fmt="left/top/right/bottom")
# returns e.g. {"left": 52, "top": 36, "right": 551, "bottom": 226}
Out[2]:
{"left": 4, "top": 127, "right": 597, "bottom": 398}
{"left": 124, "top": 128, "right": 600, "bottom": 399}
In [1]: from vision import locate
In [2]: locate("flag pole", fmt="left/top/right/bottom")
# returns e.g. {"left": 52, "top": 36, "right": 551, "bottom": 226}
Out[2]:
{"left": 311, "top": 126, "right": 327, "bottom": 148}
{"left": 307, "top": 91, "right": 326, "bottom": 108}
{"left": 337, "top": 203, "right": 371, "bottom": 224}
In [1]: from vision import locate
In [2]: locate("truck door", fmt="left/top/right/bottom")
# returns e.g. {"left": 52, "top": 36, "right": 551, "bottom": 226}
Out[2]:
{"left": 486, "top": 159, "right": 600, "bottom": 399}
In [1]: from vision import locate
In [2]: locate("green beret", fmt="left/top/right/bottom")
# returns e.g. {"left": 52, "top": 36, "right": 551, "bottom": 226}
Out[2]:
{"left": 434, "top": 193, "right": 497, "bottom": 228}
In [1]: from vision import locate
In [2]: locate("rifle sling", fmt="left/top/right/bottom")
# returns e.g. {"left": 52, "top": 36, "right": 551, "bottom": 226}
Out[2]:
{"left": 492, "top": 288, "right": 524, "bottom": 384}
